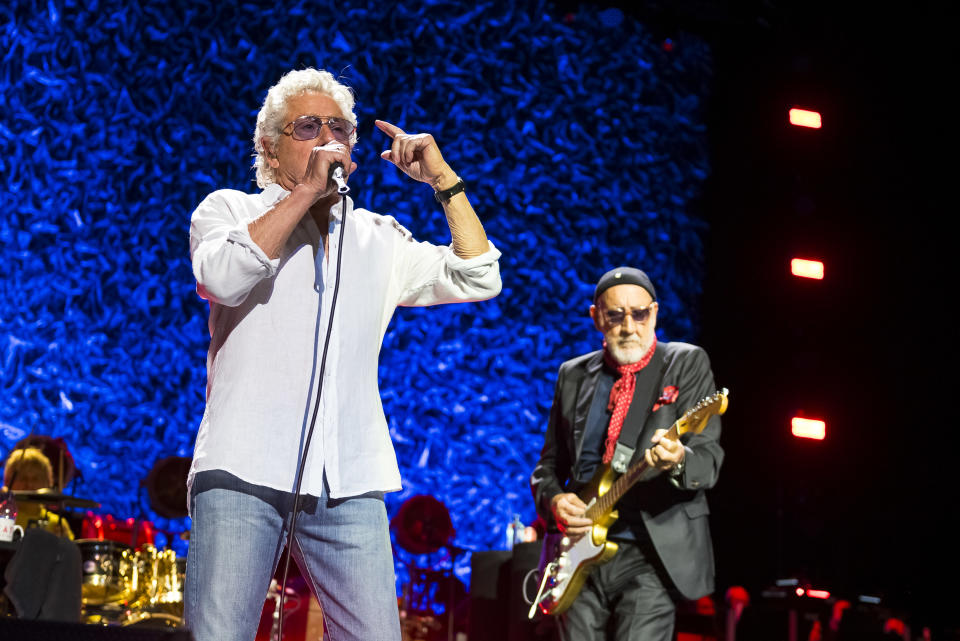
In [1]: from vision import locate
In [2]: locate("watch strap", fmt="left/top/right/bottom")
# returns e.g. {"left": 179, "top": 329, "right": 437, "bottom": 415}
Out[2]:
{"left": 434, "top": 177, "right": 466, "bottom": 204}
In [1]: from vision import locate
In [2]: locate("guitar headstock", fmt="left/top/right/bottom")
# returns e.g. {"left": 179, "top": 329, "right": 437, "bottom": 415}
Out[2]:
{"left": 676, "top": 388, "right": 729, "bottom": 436}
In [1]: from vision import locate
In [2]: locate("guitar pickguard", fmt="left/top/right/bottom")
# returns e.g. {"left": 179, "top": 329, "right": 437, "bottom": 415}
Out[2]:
{"left": 534, "top": 506, "right": 619, "bottom": 615}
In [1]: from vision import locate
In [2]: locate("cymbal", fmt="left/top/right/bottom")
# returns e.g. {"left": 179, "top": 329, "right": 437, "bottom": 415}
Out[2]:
{"left": 11, "top": 488, "right": 100, "bottom": 509}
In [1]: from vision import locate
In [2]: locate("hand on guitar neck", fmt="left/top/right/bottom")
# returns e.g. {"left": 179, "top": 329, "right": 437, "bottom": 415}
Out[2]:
{"left": 644, "top": 428, "right": 686, "bottom": 472}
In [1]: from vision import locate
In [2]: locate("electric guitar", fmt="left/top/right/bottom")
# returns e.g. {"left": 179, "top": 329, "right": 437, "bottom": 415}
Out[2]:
{"left": 531, "top": 389, "right": 729, "bottom": 617}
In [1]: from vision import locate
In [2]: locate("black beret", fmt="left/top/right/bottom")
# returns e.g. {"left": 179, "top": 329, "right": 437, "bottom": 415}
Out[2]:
{"left": 594, "top": 267, "right": 657, "bottom": 302}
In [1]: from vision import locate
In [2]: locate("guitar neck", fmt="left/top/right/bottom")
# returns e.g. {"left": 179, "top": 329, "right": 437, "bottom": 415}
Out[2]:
{"left": 585, "top": 423, "right": 679, "bottom": 520}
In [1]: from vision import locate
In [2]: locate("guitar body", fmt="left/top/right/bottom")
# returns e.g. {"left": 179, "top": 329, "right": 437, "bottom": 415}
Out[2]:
{"left": 536, "top": 466, "right": 621, "bottom": 615}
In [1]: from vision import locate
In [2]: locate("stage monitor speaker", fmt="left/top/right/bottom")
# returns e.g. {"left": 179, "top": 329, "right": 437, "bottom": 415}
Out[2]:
{"left": 0, "top": 618, "right": 194, "bottom": 641}
{"left": 469, "top": 542, "right": 554, "bottom": 641}
{"left": 469, "top": 549, "right": 511, "bottom": 641}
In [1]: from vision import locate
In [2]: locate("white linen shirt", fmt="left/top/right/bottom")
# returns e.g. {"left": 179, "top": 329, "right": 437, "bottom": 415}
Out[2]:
{"left": 188, "top": 183, "right": 502, "bottom": 499}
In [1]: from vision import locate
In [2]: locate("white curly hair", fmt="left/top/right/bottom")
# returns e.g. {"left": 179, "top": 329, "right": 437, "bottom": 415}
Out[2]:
{"left": 253, "top": 68, "right": 358, "bottom": 188}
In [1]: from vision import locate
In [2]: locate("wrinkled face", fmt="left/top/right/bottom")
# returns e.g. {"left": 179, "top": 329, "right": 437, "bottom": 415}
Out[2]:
{"left": 589, "top": 284, "right": 658, "bottom": 365}
{"left": 264, "top": 92, "right": 353, "bottom": 191}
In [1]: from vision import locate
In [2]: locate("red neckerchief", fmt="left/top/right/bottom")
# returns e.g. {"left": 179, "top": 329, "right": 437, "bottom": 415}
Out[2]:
{"left": 601, "top": 338, "right": 657, "bottom": 464}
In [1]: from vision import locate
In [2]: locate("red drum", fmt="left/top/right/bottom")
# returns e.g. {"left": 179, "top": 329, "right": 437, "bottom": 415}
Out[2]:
{"left": 81, "top": 512, "right": 155, "bottom": 549}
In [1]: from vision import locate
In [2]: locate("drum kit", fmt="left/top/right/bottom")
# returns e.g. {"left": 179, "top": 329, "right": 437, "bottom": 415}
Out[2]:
{"left": 391, "top": 495, "right": 465, "bottom": 641}
{"left": 7, "top": 438, "right": 192, "bottom": 629}
{"left": 76, "top": 536, "right": 186, "bottom": 628}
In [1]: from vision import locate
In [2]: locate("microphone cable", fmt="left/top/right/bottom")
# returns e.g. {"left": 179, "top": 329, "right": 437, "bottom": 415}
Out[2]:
{"left": 276, "top": 180, "right": 348, "bottom": 641}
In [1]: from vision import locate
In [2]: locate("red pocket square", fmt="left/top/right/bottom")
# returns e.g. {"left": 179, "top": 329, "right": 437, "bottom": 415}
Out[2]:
{"left": 652, "top": 385, "right": 679, "bottom": 412}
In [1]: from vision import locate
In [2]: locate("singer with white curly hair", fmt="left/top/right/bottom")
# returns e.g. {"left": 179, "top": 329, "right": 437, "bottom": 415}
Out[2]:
{"left": 185, "top": 67, "right": 501, "bottom": 641}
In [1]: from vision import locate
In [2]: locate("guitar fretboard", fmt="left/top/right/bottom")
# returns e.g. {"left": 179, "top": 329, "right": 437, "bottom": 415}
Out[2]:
{"left": 584, "top": 423, "right": 681, "bottom": 521}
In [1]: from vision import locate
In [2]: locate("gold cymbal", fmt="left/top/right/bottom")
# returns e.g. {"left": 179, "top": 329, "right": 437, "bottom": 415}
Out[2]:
{"left": 11, "top": 488, "right": 100, "bottom": 509}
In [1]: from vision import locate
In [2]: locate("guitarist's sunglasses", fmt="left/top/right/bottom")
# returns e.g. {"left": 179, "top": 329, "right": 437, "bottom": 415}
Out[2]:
{"left": 601, "top": 303, "right": 657, "bottom": 326}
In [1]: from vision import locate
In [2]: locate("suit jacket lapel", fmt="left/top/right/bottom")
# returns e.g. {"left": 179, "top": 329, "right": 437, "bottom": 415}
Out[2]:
{"left": 572, "top": 352, "right": 604, "bottom": 465}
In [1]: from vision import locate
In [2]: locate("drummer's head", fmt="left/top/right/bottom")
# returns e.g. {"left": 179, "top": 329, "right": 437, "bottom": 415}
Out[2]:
{"left": 3, "top": 447, "right": 54, "bottom": 491}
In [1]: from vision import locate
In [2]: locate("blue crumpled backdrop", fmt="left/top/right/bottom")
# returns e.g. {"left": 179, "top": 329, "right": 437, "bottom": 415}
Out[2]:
{"left": 1, "top": 0, "right": 711, "bottom": 589}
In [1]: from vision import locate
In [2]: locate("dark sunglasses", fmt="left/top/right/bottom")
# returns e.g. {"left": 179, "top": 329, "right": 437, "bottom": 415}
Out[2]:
{"left": 601, "top": 303, "right": 655, "bottom": 326}
{"left": 282, "top": 115, "right": 355, "bottom": 144}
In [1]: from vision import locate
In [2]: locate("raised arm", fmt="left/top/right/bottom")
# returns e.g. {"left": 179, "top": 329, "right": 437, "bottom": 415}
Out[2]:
{"left": 376, "top": 120, "right": 489, "bottom": 259}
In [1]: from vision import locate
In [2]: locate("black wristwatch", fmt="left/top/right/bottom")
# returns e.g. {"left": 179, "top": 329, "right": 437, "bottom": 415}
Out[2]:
{"left": 434, "top": 177, "right": 466, "bottom": 204}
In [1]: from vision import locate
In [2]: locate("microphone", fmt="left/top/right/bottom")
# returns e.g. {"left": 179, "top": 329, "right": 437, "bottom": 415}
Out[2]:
{"left": 329, "top": 162, "right": 349, "bottom": 195}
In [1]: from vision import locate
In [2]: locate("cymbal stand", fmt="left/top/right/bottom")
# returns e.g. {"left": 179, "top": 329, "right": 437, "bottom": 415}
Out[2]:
{"left": 267, "top": 578, "right": 301, "bottom": 641}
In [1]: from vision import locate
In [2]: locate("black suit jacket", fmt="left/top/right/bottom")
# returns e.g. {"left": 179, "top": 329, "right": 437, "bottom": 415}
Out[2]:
{"left": 530, "top": 341, "right": 724, "bottom": 599}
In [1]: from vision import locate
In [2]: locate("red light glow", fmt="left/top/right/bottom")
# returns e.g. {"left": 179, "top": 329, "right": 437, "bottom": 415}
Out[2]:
{"left": 792, "top": 417, "right": 826, "bottom": 440}
{"left": 789, "top": 108, "right": 822, "bottom": 129}
{"left": 795, "top": 588, "right": 805, "bottom": 597}
{"left": 791, "top": 258, "right": 824, "bottom": 280}
{"left": 807, "top": 589, "right": 831, "bottom": 599}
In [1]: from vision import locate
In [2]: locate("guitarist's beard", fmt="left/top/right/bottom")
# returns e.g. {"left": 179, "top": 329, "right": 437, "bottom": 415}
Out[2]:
{"left": 607, "top": 337, "right": 653, "bottom": 365}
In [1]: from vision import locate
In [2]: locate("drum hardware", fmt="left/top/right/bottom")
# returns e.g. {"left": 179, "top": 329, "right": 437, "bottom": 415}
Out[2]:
{"left": 79, "top": 542, "right": 186, "bottom": 626}
{"left": 267, "top": 578, "right": 303, "bottom": 641}
{"left": 120, "top": 612, "right": 184, "bottom": 628}
{"left": 400, "top": 602, "right": 442, "bottom": 641}
{"left": 81, "top": 601, "right": 128, "bottom": 625}
{"left": 128, "top": 545, "right": 185, "bottom": 610}
{"left": 77, "top": 539, "right": 138, "bottom": 606}
{"left": 391, "top": 495, "right": 466, "bottom": 641}
{"left": 79, "top": 456, "right": 191, "bottom": 627}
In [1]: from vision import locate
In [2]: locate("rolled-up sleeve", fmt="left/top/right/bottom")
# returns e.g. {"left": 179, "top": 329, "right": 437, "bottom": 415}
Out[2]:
{"left": 396, "top": 234, "right": 502, "bottom": 307}
{"left": 190, "top": 192, "right": 281, "bottom": 307}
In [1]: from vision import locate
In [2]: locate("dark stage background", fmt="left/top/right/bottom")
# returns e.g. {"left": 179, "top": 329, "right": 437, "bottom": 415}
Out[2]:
{"left": 1, "top": 0, "right": 955, "bottom": 637}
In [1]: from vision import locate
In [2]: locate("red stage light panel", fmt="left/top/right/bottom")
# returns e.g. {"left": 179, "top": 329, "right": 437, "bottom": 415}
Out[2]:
{"left": 792, "top": 417, "right": 826, "bottom": 440}
{"left": 807, "top": 589, "right": 831, "bottom": 599}
{"left": 789, "top": 108, "right": 822, "bottom": 129}
{"left": 791, "top": 258, "right": 824, "bottom": 280}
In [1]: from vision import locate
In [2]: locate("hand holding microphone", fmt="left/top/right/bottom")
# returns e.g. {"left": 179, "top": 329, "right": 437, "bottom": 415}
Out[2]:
{"left": 303, "top": 141, "right": 352, "bottom": 199}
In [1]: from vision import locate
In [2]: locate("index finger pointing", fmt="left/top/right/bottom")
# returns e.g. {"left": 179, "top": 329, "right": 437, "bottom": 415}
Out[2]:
{"left": 375, "top": 119, "right": 406, "bottom": 139}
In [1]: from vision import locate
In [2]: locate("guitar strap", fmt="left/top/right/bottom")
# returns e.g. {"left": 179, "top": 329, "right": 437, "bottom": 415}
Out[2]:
{"left": 609, "top": 345, "right": 667, "bottom": 473}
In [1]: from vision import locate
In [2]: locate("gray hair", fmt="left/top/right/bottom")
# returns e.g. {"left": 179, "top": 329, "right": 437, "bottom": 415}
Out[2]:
{"left": 253, "top": 68, "right": 358, "bottom": 188}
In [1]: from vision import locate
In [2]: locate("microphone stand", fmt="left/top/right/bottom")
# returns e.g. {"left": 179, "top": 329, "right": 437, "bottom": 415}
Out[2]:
{"left": 276, "top": 180, "right": 349, "bottom": 641}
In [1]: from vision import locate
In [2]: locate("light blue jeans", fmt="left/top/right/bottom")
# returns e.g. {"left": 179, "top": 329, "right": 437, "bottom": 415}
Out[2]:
{"left": 185, "top": 470, "right": 401, "bottom": 641}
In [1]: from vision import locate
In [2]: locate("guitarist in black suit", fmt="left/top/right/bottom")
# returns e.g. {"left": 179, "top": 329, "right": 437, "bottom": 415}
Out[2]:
{"left": 530, "top": 266, "right": 724, "bottom": 641}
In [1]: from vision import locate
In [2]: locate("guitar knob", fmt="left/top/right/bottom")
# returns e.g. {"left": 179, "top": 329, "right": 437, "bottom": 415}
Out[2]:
{"left": 561, "top": 537, "right": 570, "bottom": 546}
{"left": 557, "top": 557, "right": 569, "bottom": 568}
